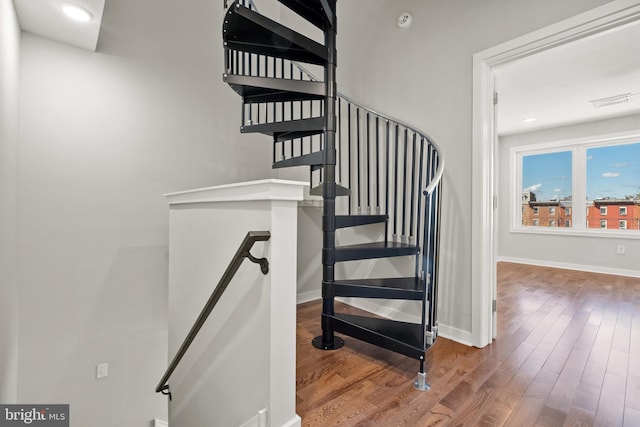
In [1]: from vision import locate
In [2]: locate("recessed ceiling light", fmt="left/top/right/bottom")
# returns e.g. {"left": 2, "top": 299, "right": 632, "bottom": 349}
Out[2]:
{"left": 522, "top": 117, "right": 537, "bottom": 123}
{"left": 60, "top": 2, "right": 93, "bottom": 22}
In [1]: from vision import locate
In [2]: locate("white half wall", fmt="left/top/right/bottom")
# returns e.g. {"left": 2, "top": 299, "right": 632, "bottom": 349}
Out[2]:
{"left": 0, "top": 0, "right": 20, "bottom": 404}
{"left": 498, "top": 113, "right": 640, "bottom": 274}
{"left": 166, "top": 180, "right": 303, "bottom": 427}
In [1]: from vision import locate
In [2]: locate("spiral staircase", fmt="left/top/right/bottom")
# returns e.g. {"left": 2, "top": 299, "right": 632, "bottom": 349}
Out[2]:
{"left": 222, "top": 0, "right": 444, "bottom": 389}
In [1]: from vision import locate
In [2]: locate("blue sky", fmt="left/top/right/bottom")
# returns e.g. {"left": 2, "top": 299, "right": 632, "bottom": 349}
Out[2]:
{"left": 522, "top": 142, "right": 640, "bottom": 201}
{"left": 522, "top": 151, "right": 572, "bottom": 201}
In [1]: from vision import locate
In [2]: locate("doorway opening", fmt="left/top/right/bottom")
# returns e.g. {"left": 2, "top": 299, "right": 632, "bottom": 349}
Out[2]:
{"left": 471, "top": 0, "right": 640, "bottom": 348}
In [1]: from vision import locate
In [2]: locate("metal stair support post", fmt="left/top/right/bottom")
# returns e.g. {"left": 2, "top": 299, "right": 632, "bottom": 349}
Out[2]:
{"left": 313, "top": 0, "right": 343, "bottom": 351}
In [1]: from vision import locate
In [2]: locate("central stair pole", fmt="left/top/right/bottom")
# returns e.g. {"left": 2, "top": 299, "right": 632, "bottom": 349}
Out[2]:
{"left": 313, "top": 0, "right": 343, "bottom": 350}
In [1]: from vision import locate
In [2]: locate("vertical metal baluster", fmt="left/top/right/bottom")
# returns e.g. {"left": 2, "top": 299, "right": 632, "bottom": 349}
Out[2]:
{"left": 310, "top": 100, "right": 314, "bottom": 153}
{"left": 273, "top": 135, "right": 277, "bottom": 163}
{"left": 385, "top": 120, "right": 390, "bottom": 243}
{"left": 299, "top": 68, "right": 304, "bottom": 155}
{"left": 272, "top": 56, "right": 277, "bottom": 123}
{"left": 337, "top": 98, "right": 342, "bottom": 184}
{"left": 393, "top": 124, "right": 399, "bottom": 239}
{"left": 280, "top": 59, "right": 285, "bottom": 122}
{"left": 319, "top": 132, "right": 324, "bottom": 183}
{"left": 348, "top": 103, "right": 352, "bottom": 215}
{"left": 356, "top": 108, "right": 361, "bottom": 212}
{"left": 366, "top": 113, "right": 370, "bottom": 213}
{"left": 402, "top": 129, "right": 408, "bottom": 241}
{"left": 409, "top": 133, "right": 417, "bottom": 243}
{"left": 415, "top": 137, "right": 425, "bottom": 278}
{"left": 375, "top": 116, "right": 380, "bottom": 213}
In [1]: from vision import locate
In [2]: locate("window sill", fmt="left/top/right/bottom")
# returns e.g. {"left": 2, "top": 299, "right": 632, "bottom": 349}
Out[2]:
{"left": 511, "top": 226, "right": 640, "bottom": 240}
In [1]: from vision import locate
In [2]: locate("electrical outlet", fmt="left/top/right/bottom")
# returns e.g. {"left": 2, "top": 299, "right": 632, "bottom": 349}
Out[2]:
{"left": 96, "top": 363, "right": 109, "bottom": 379}
{"left": 616, "top": 245, "right": 625, "bottom": 255}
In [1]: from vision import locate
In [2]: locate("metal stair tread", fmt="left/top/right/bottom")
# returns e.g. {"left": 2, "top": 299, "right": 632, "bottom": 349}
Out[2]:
{"left": 224, "top": 2, "right": 328, "bottom": 65}
{"left": 330, "top": 277, "right": 424, "bottom": 300}
{"left": 241, "top": 117, "right": 324, "bottom": 136}
{"left": 334, "top": 241, "right": 419, "bottom": 262}
{"left": 329, "top": 313, "right": 426, "bottom": 359}
{"left": 277, "top": 0, "right": 332, "bottom": 29}
{"left": 224, "top": 74, "right": 325, "bottom": 103}
{"left": 335, "top": 214, "right": 387, "bottom": 229}
{"left": 309, "top": 183, "right": 351, "bottom": 197}
{"left": 272, "top": 150, "right": 323, "bottom": 169}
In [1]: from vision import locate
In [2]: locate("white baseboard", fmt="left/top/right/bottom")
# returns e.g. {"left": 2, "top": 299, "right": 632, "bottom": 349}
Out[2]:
{"left": 153, "top": 419, "right": 168, "bottom": 427}
{"left": 336, "top": 297, "right": 422, "bottom": 323}
{"left": 333, "top": 298, "right": 471, "bottom": 347}
{"left": 281, "top": 414, "right": 302, "bottom": 427}
{"left": 497, "top": 256, "right": 640, "bottom": 278}
{"left": 239, "top": 409, "right": 267, "bottom": 427}
{"left": 437, "top": 323, "right": 474, "bottom": 347}
{"left": 297, "top": 289, "right": 321, "bottom": 304}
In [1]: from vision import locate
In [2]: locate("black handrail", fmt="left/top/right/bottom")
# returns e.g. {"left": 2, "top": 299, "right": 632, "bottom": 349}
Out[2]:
{"left": 156, "top": 230, "right": 271, "bottom": 399}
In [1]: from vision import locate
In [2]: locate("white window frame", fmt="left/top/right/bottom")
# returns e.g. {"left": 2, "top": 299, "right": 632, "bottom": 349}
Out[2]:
{"left": 600, "top": 220, "right": 607, "bottom": 229}
{"left": 620, "top": 220, "right": 627, "bottom": 230}
{"left": 600, "top": 206, "right": 607, "bottom": 216}
{"left": 549, "top": 207, "right": 556, "bottom": 215}
{"left": 620, "top": 206, "right": 627, "bottom": 216}
{"left": 511, "top": 131, "right": 640, "bottom": 239}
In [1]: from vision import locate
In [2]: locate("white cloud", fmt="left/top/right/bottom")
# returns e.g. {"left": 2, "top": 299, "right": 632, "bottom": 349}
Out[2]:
{"left": 523, "top": 183, "right": 542, "bottom": 192}
{"left": 602, "top": 172, "right": 621, "bottom": 178}
{"left": 554, "top": 188, "right": 562, "bottom": 192}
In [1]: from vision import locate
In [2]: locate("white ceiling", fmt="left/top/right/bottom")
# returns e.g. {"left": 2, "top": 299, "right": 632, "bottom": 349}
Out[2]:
{"left": 11, "top": 2, "right": 640, "bottom": 134}
{"left": 496, "top": 20, "right": 640, "bottom": 136}
{"left": 13, "top": 0, "right": 105, "bottom": 51}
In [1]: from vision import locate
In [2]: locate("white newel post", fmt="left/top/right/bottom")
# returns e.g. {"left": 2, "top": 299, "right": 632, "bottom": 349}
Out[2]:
{"left": 164, "top": 179, "right": 306, "bottom": 427}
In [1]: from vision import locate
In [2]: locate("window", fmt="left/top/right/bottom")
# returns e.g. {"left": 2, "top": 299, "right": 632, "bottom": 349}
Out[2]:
{"left": 520, "top": 151, "right": 571, "bottom": 228}
{"left": 514, "top": 135, "right": 640, "bottom": 234}
{"left": 533, "top": 219, "right": 539, "bottom": 226}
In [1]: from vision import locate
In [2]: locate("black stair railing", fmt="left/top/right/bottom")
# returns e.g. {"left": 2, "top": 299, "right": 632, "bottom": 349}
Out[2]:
{"left": 156, "top": 231, "right": 271, "bottom": 400}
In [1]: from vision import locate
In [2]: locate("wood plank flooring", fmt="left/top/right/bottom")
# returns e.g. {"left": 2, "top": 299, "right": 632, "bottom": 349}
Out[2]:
{"left": 296, "top": 262, "right": 640, "bottom": 426}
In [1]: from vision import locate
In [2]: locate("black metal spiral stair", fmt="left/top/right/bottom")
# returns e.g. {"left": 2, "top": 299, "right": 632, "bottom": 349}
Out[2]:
{"left": 223, "top": 0, "right": 443, "bottom": 390}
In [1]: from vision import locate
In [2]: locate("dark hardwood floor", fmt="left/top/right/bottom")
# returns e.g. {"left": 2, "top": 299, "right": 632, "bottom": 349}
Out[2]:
{"left": 296, "top": 262, "right": 640, "bottom": 426}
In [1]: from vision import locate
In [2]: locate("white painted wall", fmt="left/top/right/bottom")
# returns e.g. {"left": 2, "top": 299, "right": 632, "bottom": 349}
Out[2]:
{"left": 498, "top": 113, "right": 640, "bottom": 275}
{"left": 333, "top": 0, "right": 613, "bottom": 336}
{"left": 0, "top": 0, "right": 20, "bottom": 404}
{"left": 16, "top": 0, "right": 271, "bottom": 425}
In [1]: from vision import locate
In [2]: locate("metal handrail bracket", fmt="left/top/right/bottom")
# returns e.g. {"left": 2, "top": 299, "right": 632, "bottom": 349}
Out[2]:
{"left": 156, "top": 230, "right": 271, "bottom": 400}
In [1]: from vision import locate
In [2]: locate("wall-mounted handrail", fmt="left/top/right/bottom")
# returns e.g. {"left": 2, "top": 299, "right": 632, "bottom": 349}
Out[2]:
{"left": 156, "top": 230, "right": 271, "bottom": 399}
